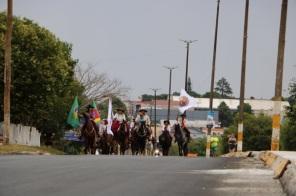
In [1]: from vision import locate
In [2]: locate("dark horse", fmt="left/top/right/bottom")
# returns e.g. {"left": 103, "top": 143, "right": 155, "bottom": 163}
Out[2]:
{"left": 159, "top": 130, "right": 172, "bottom": 156}
{"left": 130, "top": 122, "right": 151, "bottom": 155}
{"left": 173, "top": 124, "right": 190, "bottom": 156}
{"left": 136, "top": 122, "right": 151, "bottom": 155}
{"left": 117, "top": 121, "right": 129, "bottom": 155}
{"left": 130, "top": 127, "right": 139, "bottom": 155}
{"left": 81, "top": 113, "right": 99, "bottom": 154}
{"left": 98, "top": 130, "right": 113, "bottom": 155}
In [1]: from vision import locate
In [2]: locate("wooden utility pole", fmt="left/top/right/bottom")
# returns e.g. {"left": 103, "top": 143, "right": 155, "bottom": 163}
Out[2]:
{"left": 180, "top": 40, "right": 197, "bottom": 91}
{"left": 237, "top": 0, "right": 249, "bottom": 152}
{"left": 3, "top": 0, "right": 13, "bottom": 145}
{"left": 206, "top": 0, "right": 221, "bottom": 158}
{"left": 271, "top": 0, "right": 288, "bottom": 151}
{"left": 164, "top": 66, "right": 177, "bottom": 121}
{"left": 151, "top": 88, "right": 160, "bottom": 139}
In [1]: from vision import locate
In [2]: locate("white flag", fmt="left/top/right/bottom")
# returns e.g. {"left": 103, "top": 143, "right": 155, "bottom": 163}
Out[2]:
{"left": 178, "top": 89, "right": 198, "bottom": 113}
{"left": 106, "top": 97, "right": 114, "bottom": 135}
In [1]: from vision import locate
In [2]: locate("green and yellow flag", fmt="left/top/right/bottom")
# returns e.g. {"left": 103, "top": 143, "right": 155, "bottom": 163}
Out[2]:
{"left": 67, "top": 96, "right": 80, "bottom": 128}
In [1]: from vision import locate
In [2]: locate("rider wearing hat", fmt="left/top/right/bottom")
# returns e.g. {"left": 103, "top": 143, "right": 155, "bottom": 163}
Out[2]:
{"left": 113, "top": 108, "right": 126, "bottom": 123}
{"left": 162, "top": 120, "right": 171, "bottom": 133}
{"left": 135, "top": 109, "right": 151, "bottom": 126}
{"left": 86, "top": 104, "right": 95, "bottom": 120}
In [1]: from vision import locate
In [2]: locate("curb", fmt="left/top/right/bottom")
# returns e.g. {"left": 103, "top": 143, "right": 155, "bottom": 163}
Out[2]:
{"left": 221, "top": 151, "right": 252, "bottom": 158}
{"left": 259, "top": 151, "right": 295, "bottom": 196}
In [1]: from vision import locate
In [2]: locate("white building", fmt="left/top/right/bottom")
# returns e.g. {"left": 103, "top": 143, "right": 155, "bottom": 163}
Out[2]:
{"left": 172, "top": 96, "right": 289, "bottom": 116}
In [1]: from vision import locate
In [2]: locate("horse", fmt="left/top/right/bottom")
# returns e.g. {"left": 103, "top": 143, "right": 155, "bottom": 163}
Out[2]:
{"left": 173, "top": 124, "right": 190, "bottom": 156}
{"left": 98, "top": 130, "right": 113, "bottom": 155}
{"left": 116, "top": 121, "right": 129, "bottom": 155}
{"left": 159, "top": 130, "right": 172, "bottom": 156}
{"left": 130, "top": 127, "right": 139, "bottom": 155}
{"left": 136, "top": 122, "right": 151, "bottom": 155}
{"left": 81, "top": 113, "right": 99, "bottom": 154}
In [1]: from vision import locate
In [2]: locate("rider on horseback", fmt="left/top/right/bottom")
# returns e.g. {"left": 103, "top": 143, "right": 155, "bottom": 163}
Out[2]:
{"left": 162, "top": 120, "right": 171, "bottom": 133}
{"left": 113, "top": 108, "right": 126, "bottom": 124}
{"left": 86, "top": 104, "right": 100, "bottom": 135}
{"left": 135, "top": 109, "right": 151, "bottom": 126}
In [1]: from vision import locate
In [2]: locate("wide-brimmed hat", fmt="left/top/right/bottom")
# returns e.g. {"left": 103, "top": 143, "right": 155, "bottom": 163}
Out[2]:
{"left": 139, "top": 109, "right": 148, "bottom": 113}
{"left": 116, "top": 108, "right": 125, "bottom": 112}
{"left": 163, "top": 120, "right": 170, "bottom": 125}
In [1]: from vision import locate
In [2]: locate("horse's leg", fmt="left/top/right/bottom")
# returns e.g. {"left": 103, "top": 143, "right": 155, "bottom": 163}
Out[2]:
{"left": 178, "top": 142, "right": 183, "bottom": 156}
{"left": 183, "top": 142, "right": 188, "bottom": 156}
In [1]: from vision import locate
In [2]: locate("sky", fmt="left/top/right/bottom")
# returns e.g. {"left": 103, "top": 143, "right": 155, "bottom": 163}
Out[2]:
{"left": 1, "top": 0, "right": 295, "bottom": 100}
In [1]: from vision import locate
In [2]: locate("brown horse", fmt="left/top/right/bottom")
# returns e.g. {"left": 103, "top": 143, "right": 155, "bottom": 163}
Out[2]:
{"left": 117, "top": 121, "right": 129, "bottom": 155}
{"left": 81, "top": 113, "right": 99, "bottom": 154}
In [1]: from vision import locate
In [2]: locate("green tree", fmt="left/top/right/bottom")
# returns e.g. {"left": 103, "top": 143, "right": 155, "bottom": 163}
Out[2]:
{"left": 173, "top": 92, "right": 180, "bottom": 96}
{"left": 97, "top": 96, "right": 127, "bottom": 119}
{"left": 236, "top": 103, "right": 253, "bottom": 114}
{"left": 141, "top": 94, "right": 168, "bottom": 101}
{"left": 202, "top": 91, "right": 222, "bottom": 98}
{"left": 280, "top": 79, "right": 296, "bottom": 150}
{"left": 217, "top": 101, "right": 233, "bottom": 127}
{"left": 0, "top": 13, "right": 83, "bottom": 141}
{"left": 215, "top": 77, "right": 233, "bottom": 98}
{"left": 226, "top": 113, "right": 272, "bottom": 151}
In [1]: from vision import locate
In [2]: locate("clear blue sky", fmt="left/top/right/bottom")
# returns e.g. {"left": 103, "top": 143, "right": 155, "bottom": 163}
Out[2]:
{"left": 1, "top": 0, "right": 295, "bottom": 100}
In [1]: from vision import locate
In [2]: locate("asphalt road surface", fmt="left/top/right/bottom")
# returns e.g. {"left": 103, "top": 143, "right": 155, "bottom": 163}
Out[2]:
{"left": 0, "top": 156, "right": 285, "bottom": 196}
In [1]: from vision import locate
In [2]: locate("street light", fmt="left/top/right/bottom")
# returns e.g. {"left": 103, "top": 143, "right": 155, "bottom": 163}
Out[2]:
{"left": 180, "top": 39, "right": 197, "bottom": 91}
{"left": 164, "top": 66, "right": 177, "bottom": 121}
{"left": 151, "top": 88, "right": 160, "bottom": 139}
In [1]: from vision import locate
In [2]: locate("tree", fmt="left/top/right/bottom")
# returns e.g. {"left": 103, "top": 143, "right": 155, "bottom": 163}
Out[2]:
{"left": 97, "top": 96, "right": 127, "bottom": 119}
{"left": 215, "top": 77, "right": 233, "bottom": 98}
{"left": 0, "top": 13, "right": 83, "bottom": 141}
{"left": 141, "top": 94, "right": 168, "bottom": 101}
{"left": 75, "top": 64, "right": 128, "bottom": 106}
{"left": 236, "top": 103, "right": 253, "bottom": 114}
{"left": 173, "top": 92, "right": 180, "bottom": 96}
{"left": 280, "top": 79, "right": 296, "bottom": 150}
{"left": 217, "top": 101, "right": 233, "bottom": 127}
{"left": 202, "top": 91, "right": 222, "bottom": 98}
{"left": 226, "top": 113, "right": 272, "bottom": 151}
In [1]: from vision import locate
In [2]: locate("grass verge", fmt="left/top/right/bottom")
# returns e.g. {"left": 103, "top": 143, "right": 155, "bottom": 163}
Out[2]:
{"left": 0, "top": 144, "right": 64, "bottom": 155}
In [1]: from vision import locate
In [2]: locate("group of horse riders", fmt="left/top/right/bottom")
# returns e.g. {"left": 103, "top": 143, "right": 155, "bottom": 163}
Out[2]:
{"left": 81, "top": 104, "right": 191, "bottom": 156}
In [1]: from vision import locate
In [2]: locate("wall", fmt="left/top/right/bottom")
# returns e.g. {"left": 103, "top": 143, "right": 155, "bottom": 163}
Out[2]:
{"left": 0, "top": 123, "right": 41, "bottom": 146}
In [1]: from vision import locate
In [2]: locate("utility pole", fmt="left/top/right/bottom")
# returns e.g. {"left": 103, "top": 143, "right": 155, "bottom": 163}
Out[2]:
{"left": 237, "top": 0, "right": 249, "bottom": 152}
{"left": 151, "top": 88, "right": 160, "bottom": 139}
{"left": 272, "top": 0, "right": 288, "bottom": 151}
{"left": 3, "top": 0, "right": 13, "bottom": 145}
{"left": 180, "top": 40, "right": 197, "bottom": 91}
{"left": 164, "top": 66, "right": 177, "bottom": 121}
{"left": 207, "top": 0, "right": 221, "bottom": 158}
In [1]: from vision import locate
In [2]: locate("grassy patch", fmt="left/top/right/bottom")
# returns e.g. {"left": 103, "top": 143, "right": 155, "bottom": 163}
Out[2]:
{"left": 0, "top": 144, "right": 64, "bottom": 155}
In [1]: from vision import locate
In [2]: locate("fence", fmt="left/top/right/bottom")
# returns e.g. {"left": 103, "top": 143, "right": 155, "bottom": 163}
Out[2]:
{"left": 0, "top": 123, "right": 41, "bottom": 146}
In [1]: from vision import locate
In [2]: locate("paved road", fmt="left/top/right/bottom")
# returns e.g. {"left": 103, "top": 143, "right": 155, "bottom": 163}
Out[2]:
{"left": 0, "top": 156, "right": 285, "bottom": 196}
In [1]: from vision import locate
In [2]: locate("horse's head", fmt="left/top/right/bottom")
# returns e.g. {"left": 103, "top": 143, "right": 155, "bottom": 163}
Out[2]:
{"left": 174, "top": 123, "right": 181, "bottom": 133}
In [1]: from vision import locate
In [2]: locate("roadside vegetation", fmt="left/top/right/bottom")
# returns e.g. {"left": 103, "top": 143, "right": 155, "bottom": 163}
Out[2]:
{"left": 0, "top": 144, "right": 64, "bottom": 155}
